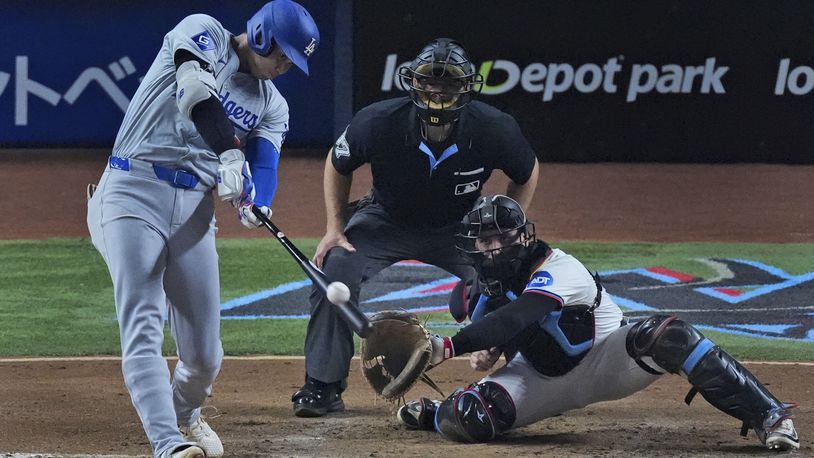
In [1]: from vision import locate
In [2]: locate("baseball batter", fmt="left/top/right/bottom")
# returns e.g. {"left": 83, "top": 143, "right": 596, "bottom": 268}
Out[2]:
{"left": 400, "top": 195, "right": 800, "bottom": 452}
{"left": 86, "top": 2, "right": 319, "bottom": 457}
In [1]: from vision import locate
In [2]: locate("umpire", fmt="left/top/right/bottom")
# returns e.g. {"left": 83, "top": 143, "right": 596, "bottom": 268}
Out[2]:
{"left": 292, "top": 37, "right": 540, "bottom": 417}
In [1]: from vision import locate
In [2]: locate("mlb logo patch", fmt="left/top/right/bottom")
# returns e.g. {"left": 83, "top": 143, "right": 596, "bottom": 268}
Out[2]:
{"left": 454, "top": 180, "right": 480, "bottom": 195}
{"left": 191, "top": 31, "right": 215, "bottom": 51}
{"left": 528, "top": 271, "right": 554, "bottom": 288}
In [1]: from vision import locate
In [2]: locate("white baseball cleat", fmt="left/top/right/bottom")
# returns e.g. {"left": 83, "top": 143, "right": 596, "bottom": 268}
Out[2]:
{"left": 180, "top": 417, "right": 223, "bottom": 457}
{"left": 167, "top": 444, "right": 205, "bottom": 458}
{"left": 757, "top": 418, "right": 800, "bottom": 451}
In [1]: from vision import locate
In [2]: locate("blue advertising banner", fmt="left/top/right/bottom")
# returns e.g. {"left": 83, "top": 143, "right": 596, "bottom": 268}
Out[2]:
{"left": 0, "top": 0, "right": 335, "bottom": 147}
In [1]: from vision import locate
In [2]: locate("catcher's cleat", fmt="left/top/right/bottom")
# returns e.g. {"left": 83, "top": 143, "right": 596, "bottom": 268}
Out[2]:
{"left": 397, "top": 397, "right": 440, "bottom": 431}
{"left": 292, "top": 376, "right": 345, "bottom": 417}
{"left": 756, "top": 418, "right": 800, "bottom": 451}
{"left": 166, "top": 444, "right": 205, "bottom": 458}
{"left": 180, "top": 417, "right": 223, "bottom": 457}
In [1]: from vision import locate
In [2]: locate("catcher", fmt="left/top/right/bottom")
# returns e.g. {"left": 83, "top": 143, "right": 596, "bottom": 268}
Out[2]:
{"left": 374, "top": 195, "right": 800, "bottom": 451}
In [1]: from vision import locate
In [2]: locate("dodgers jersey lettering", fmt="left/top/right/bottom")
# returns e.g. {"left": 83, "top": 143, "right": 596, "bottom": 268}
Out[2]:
{"left": 112, "top": 14, "right": 289, "bottom": 188}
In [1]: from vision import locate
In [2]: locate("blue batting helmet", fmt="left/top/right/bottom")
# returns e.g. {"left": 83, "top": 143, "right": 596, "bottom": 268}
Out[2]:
{"left": 247, "top": 0, "right": 320, "bottom": 75}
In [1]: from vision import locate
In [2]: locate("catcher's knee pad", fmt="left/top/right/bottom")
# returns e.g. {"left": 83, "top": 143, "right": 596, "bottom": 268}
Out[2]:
{"left": 435, "top": 381, "right": 516, "bottom": 443}
{"left": 625, "top": 314, "right": 706, "bottom": 374}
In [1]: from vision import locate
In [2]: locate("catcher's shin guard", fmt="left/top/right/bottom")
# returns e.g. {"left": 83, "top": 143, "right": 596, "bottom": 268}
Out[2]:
{"left": 435, "top": 381, "right": 516, "bottom": 443}
{"left": 626, "top": 314, "right": 797, "bottom": 436}
{"left": 684, "top": 347, "right": 796, "bottom": 438}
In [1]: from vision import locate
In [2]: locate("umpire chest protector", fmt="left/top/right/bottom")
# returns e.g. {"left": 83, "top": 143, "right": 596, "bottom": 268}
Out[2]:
{"left": 332, "top": 97, "right": 536, "bottom": 229}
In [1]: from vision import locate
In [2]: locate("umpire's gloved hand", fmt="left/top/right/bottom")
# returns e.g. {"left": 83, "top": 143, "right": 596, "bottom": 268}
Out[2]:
{"left": 239, "top": 204, "right": 271, "bottom": 229}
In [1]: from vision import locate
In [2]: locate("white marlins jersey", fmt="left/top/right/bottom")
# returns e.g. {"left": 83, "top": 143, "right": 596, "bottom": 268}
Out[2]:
{"left": 484, "top": 249, "right": 659, "bottom": 427}
{"left": 523, "top": 248, "right": 623, "bottom": 346}
{"left": 112, "top": 14, "right": 289, "bottom": 188}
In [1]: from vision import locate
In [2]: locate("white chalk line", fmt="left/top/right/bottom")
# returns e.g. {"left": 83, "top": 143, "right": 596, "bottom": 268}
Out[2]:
{"left": 2, "top": 455, "right": 149, "bottom": 458}
{"left": 0, "top": 355, "right": 809, "bottom": 365}
{"left": 623, "top": 305, "right": 814, "bottom": 313}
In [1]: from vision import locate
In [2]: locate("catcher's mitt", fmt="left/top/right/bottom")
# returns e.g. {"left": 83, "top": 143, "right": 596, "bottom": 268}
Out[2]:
{"left": 360, "top": 310, "right": 443, "bottom": 401}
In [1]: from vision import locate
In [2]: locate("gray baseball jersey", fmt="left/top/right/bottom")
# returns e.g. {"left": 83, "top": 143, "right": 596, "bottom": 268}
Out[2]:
{"left": 113, "top": 14, "right": 289, "bottom": 187}
{"left": 88, "top": 14, "right": 289, "bottom": 457}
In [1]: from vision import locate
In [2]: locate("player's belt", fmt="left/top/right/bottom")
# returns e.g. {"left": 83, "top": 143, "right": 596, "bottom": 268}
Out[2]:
{"left": 108, "top": 156, "right": 202, "bottom": 190}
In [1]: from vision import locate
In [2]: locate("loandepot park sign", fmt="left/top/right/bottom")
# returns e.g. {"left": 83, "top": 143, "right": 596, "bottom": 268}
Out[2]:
{"left": 381, "top": 55, "right": 814, "bottom": 102}
{"left": 222, "top": 259, "right": 814, "bottom": 342}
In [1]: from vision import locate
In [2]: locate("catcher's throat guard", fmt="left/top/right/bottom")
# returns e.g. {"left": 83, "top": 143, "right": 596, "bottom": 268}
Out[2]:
{"left": 360, "top": 310, "right": 443, "bottom": 401}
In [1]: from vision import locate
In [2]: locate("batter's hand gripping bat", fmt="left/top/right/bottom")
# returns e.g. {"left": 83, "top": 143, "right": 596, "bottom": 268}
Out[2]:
{"left": 251, "top": 206, "right": 373, "bottom": 338}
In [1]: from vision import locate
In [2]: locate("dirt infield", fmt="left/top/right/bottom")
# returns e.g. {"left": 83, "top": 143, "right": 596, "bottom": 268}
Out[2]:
{"left": 1, "top": 151, "right": 813, "bottom": 456}
{"left": 1, "top": 358, "right": 811, "bottom": 457}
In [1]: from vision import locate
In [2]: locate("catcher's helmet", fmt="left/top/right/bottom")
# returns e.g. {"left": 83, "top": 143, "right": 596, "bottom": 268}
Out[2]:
{"left": 247, "top": 0, "right": 320, "bottom": 75}
{"left": 398, "top": 38, "right": 483, "bottom": 127}
{"left": 457, "top": 195, "right": 535, "bottom": 296}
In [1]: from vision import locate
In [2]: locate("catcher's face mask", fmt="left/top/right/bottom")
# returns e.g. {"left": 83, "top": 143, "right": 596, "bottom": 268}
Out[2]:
{"left": 474, "top": 228, "right": 535, "bottom": 296}
{"left": 457, "top": 195, "right": 535, "bottom": 296}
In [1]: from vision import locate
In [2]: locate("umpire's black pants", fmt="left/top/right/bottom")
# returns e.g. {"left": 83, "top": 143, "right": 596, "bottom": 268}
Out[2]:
{"left": 303, "top": 202, "right": 475, "bottom": 384}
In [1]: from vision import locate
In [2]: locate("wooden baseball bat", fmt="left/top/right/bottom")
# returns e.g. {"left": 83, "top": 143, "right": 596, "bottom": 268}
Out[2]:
{"left": 251, "top": 206, "right": 373, "bottom": 338}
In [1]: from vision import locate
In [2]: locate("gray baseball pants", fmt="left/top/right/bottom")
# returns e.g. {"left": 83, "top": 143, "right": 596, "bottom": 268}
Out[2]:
{"left": 87, "top": 160, "right": 223, "bottom": 457}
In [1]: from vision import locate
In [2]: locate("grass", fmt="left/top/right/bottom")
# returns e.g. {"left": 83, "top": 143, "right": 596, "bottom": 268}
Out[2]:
{"left": 0, "top": 238, "right": 812, "bottom": 359}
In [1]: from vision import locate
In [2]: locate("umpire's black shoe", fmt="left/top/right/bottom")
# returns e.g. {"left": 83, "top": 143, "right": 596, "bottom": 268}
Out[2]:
{"left": 292, "top": 376, "right": 345, "bottom": 417}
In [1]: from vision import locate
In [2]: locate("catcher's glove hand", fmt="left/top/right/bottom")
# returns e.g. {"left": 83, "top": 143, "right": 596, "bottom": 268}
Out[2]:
{"left": 360, "top": 310, "right": 446, "bottom": 401}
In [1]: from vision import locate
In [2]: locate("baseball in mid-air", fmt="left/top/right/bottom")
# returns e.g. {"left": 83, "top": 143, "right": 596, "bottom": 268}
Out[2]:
{"left": 326, "top": 281, "right": 351, "bottom": 305}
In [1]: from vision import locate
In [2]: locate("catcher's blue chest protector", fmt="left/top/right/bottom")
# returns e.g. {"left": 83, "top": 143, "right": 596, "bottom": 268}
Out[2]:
{"left": 471, "top": 270, "right": 601, "bottom": 377}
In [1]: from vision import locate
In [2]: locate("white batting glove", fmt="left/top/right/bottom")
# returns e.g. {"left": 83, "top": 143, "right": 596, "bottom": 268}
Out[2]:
{"left": 430, "top": 334, "right": 455, "bottom": 366}
{"left": 217, "top": 149, "right": 254, "bottom": 204}
{"left": 239, "top": 204, "right": 271, "bottom": 229}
